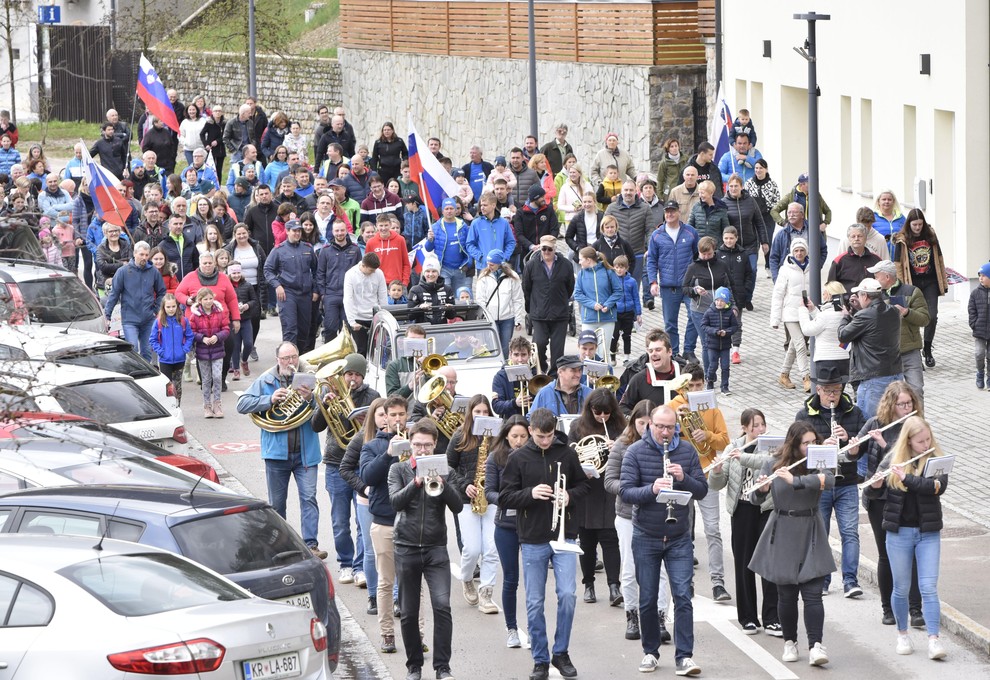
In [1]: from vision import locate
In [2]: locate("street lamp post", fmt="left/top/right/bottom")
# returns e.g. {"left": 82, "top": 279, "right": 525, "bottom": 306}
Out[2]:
{"left": 527, "top": 0, "right": 538, "bottom": 138}
{"left": 248, "top": 0, "right": 257, "bottom": 98}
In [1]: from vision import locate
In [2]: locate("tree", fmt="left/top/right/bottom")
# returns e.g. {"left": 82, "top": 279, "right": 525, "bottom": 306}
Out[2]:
{"left": 0, "top": 0, "right": 33, "bottom": 122}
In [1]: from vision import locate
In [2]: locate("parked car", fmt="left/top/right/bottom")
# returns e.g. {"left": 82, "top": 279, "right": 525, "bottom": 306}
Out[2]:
{"left": 0, "top": 360, "right": 187, "bottom": 447}
{"left": 0, "top": 257, "right": 107, "bottom": 334}
{"left": 0, "top": 412, "right": 219, "bottom": 481}
{"left": 0, "top": 533, "right": 328, "bottom": 678}
{"left": 0, "top": 484, "right": 341, "bottom": 673}
{"left": 0, "top": 439, "right": 228, "bottom": 493}
{"left": 0, "top": 324, "right": 180, "bottom": 418}
{"left": 365, "top": 304, "right": 504, "bottom": 400}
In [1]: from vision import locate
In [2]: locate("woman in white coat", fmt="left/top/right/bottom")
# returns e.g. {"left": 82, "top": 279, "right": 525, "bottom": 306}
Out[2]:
{"left": 799, "top": 280, "right": 851, "bottom": 384}
{"left": 771, "top": 237, "right": 812, "bottom": 392}
{"left": 475, "top": 249, "right": 525, "bottom": 358}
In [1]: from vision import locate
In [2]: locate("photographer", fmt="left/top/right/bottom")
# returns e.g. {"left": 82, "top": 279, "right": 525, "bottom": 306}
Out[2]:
{"left": 799, "top": 281, "right": 851, "bottom": 383}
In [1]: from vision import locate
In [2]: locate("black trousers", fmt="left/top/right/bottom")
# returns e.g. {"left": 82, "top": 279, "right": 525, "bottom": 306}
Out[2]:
{"left": 531, "top": 319, "right": 567, "bottom": 376}
{"left": 610, "top": 312, "right": 635, "bottom": 355}
{"left": 731, "top": 502, "right": 778, "bottom": 627}
{"left": 866, "top": 498, "right": 921, "bottom": 614}
{"left": 352, "top": 320, "right": 372, "bottom": 356}
{"left": 778, "top": 576, "right": 824, "bottom": 647}
{"left": 579, "top": 527, "right": 620, "bottom": 586}
{"left": 394, "top": 544, "right": 453, "bottom": 672}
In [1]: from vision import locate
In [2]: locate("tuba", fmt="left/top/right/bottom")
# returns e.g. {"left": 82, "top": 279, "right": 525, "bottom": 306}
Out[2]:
{"left": 417, "top": 374, "right": 463, "bottom": 439}
{"left": 300, "top": 325, "right": 356, "bottom": 369}
{"left": 314, "top": 359, "right": 362, "bottom": 449}
{"left": 570, "top": 434, "right": 609, "bottom": 475}
{"left": 249, "top": 368, "right": 316, "bottom": 433}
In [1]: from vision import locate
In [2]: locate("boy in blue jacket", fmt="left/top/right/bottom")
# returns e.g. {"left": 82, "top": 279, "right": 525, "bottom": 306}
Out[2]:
{"left": 401, "top": 195, "right": 430, "bottom": 251}
{"left": 700, "top": 287, "right": 740, "bottom": 394}
{"left": 609, "top": 255, "right": 642, "bottom": 364}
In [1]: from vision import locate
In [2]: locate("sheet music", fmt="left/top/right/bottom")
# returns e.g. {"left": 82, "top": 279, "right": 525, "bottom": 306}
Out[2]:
{"left": 757, "top": 435, "right": 785, "bottom": 454}
{"left": 687, "top": 390, "right": 717, "bottom": 412}
{"left": 807, "top": 445, "right": 838, "bottom": 470}
{"left": 655, "top": 489, "right": 693, "bottom": 505}
{"left": 922, "top": 455, "right": 954, "bottom": 478}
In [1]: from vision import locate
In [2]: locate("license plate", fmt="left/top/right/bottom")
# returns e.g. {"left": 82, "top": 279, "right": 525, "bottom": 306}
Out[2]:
{"left": 275, "top": 592, "right": 313, "bottom": 610}
{"left": 243, "top": 652, "right": 301, "bottom": 680}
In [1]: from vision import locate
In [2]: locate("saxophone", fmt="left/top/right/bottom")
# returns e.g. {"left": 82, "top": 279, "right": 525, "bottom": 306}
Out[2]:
{"left": 471, "top": 435, "right": 490, "bottom": 515}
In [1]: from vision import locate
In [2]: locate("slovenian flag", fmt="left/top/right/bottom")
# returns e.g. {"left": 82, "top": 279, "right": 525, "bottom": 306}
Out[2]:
{"left": 408, "top": 115, "right": 459, "bottom": 221}
{"left": 80, "top": 142, "right": 132, "bottom": 228}
{"left": 136, "top": 54, "right": 180, "bottom": 133}
{"left": 708, "top": 84, "right": 734, "bottom": 167}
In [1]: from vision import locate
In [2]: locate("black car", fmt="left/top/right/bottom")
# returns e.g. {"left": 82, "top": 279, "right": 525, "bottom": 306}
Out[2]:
{"left": 0, "top": 484, "right": 341, "bottom": 672}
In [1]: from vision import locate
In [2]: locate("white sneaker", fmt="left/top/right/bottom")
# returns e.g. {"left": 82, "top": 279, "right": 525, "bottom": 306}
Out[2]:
{"left": 506, "top": 628, "right": 521, "bottom": 648}
{"left": 928, "top": 637, "right": 947, "bottom": 660}
{"left": 808, "top": 642, "right": 829, "bottom": 666}
{"left": 782, "top": 640, "right": 799, "bottom": 662}
{"left": 638, "top": 654, "right": 659, "bottom": 673}
{"left": 896, "top": 634, "right": 914, "bottom": 655}
{"left": 354, "top": 571, "right": 367, "bottom": 588}
{"left": 338, "top": 567, "right": 354, "bottom": 584}
{"left": 674, "top": 657, "right": 701, "bottom": 676}
{"left": 462, "top": 580, "right": 479, "bottom": 606}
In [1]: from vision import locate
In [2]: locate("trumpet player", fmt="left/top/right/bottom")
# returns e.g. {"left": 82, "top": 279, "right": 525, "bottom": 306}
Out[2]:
{"left": 619, "top": 405, "right": 707, "bottom": 676}
{"left": 492, "top": 337, "right": 536, "bottom": 418}
{"left": 388, "top": 419, "right": 462, "bottom": 680}
{"left": 499, "top": 408, "right": 591, "bottom": 680}
{"left": 668, "top": 364, "right": 732, "bottom": 603}
{"left": 446, "top": 396, "right": 500, "bottom": 615}
{"left": 384, "top": 324, "right": 427, "bottom": 400}
{"left": 577, "top": 330, "right": 614, "bottom": 388}
{"left": 311, "top": 353, "right": 380, "bottom": 587}
{"left": 529, "top": 355, "right": 591, "bottom": 419}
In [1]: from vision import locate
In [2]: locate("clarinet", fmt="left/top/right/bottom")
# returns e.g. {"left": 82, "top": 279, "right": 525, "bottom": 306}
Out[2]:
{"left": 662, "top": 438, "right": 677, "bottom": 524}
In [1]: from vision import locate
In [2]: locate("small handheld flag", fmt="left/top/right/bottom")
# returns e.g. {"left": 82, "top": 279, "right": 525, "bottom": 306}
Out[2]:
{"left": 136, "top": 54, "right": 180, "bottom": 133}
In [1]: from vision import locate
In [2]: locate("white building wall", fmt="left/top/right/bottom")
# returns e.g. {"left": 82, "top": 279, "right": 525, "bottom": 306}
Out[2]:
{"left": 721, "top": 0, "right": 990, "bottom": 293}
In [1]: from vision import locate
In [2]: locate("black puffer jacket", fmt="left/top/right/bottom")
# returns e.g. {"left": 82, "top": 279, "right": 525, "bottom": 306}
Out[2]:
{"left": 388, "top": 459, "right": 463, "bottom": 548}
{"left": 408, "top": 276, "right": 455, "bottom": 325}
{"left": 795, "top": 393, "right": 866, "bottom": 486}
{"left": 716, "top": 243, "right": 753, "bottom": 306}
{"left": 723, "top": 189, "right": 769, "bottom": 253}
{"left": 837, "top": 299, "right": 903, "bottom": 381}
{"left": 969, "top": 284, "right": 990, "bottom": 340}
{"left": 881, "top": 465, "right": 947, "bottom": 534}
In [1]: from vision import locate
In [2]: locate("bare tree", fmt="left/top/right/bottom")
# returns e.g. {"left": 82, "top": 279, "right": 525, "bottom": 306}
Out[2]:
{"left": 0, "top": 0, "right": 33, "bottom": 121}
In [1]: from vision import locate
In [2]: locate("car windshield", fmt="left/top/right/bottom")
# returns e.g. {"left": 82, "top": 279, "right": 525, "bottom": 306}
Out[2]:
{"left": 7, "top": 420, "right": 168, "bottom": 459}
{"left": 425, "top": 327, "right": 500, "bottom": 361}
{"left": 55, "top": 455, "right": 199, "bottom": 487}
{"left": 0, "top": 384, "right": 37, "bottom": 412}
{"left": 58, "top": 552, "right": 248, "bottom": 616}
{"left": 171, "top": 507, "right": 311, "bottom": 574}
{"left": 18, "top": 279, "right": 102, "bottom": 324}
{"left": 51, "top": 380, "right": 168, "bottom": 423}
{"left": 50, "top": 346, "right": 158, "bottom": 380}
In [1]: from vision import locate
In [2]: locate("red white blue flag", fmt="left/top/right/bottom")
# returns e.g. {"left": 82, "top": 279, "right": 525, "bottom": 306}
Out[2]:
{"left": 708, "top": 85, "right": 734, "bottom": 166}
{"left": 407, "top": 115, "right": 459, "bottom": 221}
{"left": 80, "top": 143, "right": 132, "bottom": 228}
{"left": 136, "top": 54, "right": 180, "bottom": 133}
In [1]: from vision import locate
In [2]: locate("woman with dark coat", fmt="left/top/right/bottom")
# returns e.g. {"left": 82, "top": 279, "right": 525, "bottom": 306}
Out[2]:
{"left": 568, "top": 388, "right": 627, "bottom": 606}
{"left": 370, "top": 122, "right": 408, "bottom": 185}
{"left": 750, "top": 421, "right": 835, "bottom": 667}
{"left": 94, "top": 222, "right": 133, "bottom": 294}
{"left": 199, "top": 107, "right": 227, "bottom": 179}
{"left": 723, "top": 174, "right": 769, "bottom": 295}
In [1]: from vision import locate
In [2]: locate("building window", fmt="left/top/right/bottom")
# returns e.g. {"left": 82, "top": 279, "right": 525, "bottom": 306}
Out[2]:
{"left": 860, "top": 99, "right": 873, "bottom": 196}
{"left": 840, "top": 96, "right": 851, "bottom": 191}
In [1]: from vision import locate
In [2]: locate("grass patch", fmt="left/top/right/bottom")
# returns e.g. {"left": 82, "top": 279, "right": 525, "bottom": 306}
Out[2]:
{"left": 163, "top": 0, "right": 339, "bottom": 55}
{"left": 18, "top": 121, "right": 102, "bottom": 151}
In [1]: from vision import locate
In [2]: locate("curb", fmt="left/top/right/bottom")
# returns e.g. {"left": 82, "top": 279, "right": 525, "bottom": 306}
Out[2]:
{"left": 827, "top": 536, "right": 990, "bottom": 657}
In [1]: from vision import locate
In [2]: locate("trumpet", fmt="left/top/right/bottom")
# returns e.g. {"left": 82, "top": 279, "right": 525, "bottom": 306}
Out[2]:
{"left": 549, "top": 461, "right": 584, "bottom": 555}
{"left": 858, "top": 448, "right": 934, "bottom": 489}
{"left": 425, "top": 472, "right": 444, "bottom": 497}
{"left": 570, "top": 434, "right": 609, "bottom": 475}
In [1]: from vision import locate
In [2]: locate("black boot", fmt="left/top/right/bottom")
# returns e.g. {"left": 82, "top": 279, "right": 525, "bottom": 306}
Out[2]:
{"left": 568, "top": 306, "right": 578, "bottom": 337}
{"left": 625, "top": 610, "right": 640, "bottom": 640}
{"left": 923, "top": 343, "right": 936, "bottom": 367}
{"left": 659, "top": 611, "right": 671, "bottom": 643}
{"left": 609, "top": 583, "right": 624, "bottom": 607}
{"left": 584, "top": 585, "right": 596, "bottom": 603}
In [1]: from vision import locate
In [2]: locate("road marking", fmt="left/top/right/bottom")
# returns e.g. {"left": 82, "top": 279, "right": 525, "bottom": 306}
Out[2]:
{"left": 693, "top": 596, "right": 799, "bottom": 679}
{"left": 209, "top": 440, "right": 262, "bottom": 455}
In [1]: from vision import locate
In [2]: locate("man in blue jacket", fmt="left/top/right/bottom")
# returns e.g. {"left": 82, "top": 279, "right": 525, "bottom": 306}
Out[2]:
{"left": 717, "top": 133, "right": 763, "bottom": 184}
{"left": 265, "top": 219, "right": 319, "bottom": 352}
{"left": 647, "top": 200, "right": 700, "bottom": 360}
{"left": 620, "top": 405, "right": 707, "bottom": 676}
{"left": 102, "top": 241, "right": 165, "bottom": 362}
{"left": 466, "top": 193, "right": 515, "bottom": 272}
{"left": 425, "top": 197, "right": 471, "bottom": 293}
{"left": 768, "top": 202, "right": 829, "bottom": 282}
{"left": 236, "top": 342, "right": 326, "bottom": 559}
{"left": 317, "top": 220, "right": 362, "bottom": 340}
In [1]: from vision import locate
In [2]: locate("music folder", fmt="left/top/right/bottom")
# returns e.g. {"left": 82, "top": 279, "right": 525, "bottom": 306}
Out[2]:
{"left": 415, "top": 454, "right": 449, "bottom": 478}
{"left": 581, "top": 463, "right": 600, "bottom": 479}
{"left": 655, "top": 489, "right": 693, "bottom": 505}
{"left": 505, "top": 364, "right": 533, "bottom": 382}
{"left": 687, "top": 390, "right": 717, "bottom": 412}
{"left": 807, "top": 445, "right": 838, "bottom": 471}
{"left": 922, "top": 455, "right": 954, "bottom": 478}
{"left": 472, "top": 416, "right": 503, "bottom": 436}
{"left": 291, "top": 372, "right": 316, "bottom": 390}
{"left": 757, "top": 435, "right": 785, "bottom": 453}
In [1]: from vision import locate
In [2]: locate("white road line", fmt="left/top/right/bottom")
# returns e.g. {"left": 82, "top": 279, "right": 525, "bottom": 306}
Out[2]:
{"left": 693, "top": 596, "right": 799, "bottom": 680}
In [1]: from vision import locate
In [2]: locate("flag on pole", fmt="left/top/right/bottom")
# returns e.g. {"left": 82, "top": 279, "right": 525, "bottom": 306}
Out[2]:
{"left": 136, "top": 54, "right": 180, "bottom": 133}
{"left": 81, "top": 143, "right": 133, "bottom": 228}
{"left": 708, "top": 85, "right": 734, "bottom": 165}
{"left": 407, "top": 115, "right": 459, "bottom": 221}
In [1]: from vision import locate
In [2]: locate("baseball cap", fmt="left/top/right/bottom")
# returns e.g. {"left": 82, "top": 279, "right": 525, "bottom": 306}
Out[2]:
{"left": 284, "top": 219, "right": 302, "bottom": 231}
{"left": 663, "top": 200, "right": 680, "bottom": 211}
{"left": 851, "top": 278, "right": 883, "bottom": 294}
{"left": 797, "top": 173, "right": 810, "bottom": 184}
{"left": 578, "top": 330, "right": 598, "bottom": 346}
{"left": 539, "top": 235, "right": 557, "bottom": 248}
{"left": 866, "top": 261, "right": 897, "bottom": 276}
{"left": 328, "top": 178, "right": 345, "bottom": 187}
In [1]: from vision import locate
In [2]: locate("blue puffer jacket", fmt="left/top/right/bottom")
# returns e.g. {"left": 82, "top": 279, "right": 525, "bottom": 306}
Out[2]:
{"left": 358, "top": 429, "right": 401, "bottom": 525}
{"left": 491, "top": 367, "right": 522, "bottom": 418}
{"left": 619, "top": 428, "right": 707, "bottom": 539}
{"left": 150, "top": 316, "right": 194, "bottom": 364}
{"left": 646, "top": 222, "right": 699, "bottom": 287}
{"left": 235, "top": 368, "right": 321, "bottom": 466}
{"left": 402, "top": 207, "right": 430, "bottom": 251}
{"left": 425, "top": 218, "right": 469, "bottom": 269}
{"left": 872, "top": 211, "right": 906, "bottom": 239}
{"left": 574, "top": 262, "right": 622, "bottom": 323}
{"left": 614, "top": 272, "right": 642, "bottom": 315}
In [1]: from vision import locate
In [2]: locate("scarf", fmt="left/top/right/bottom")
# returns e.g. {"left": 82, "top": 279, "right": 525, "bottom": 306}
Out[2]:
{"left": 197, "top": 268, "right": 220, "bottom": 287}
{"left": 667, "top": 151, "right": 681, "bottom": 163}
{"left": 751, "top": 174, "right": 771, "bottom": 187}
{"left": 788, "top": 255, "right": 809, "bottom": 271}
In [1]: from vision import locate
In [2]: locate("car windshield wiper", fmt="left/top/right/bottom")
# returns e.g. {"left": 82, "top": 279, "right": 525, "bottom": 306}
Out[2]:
{"left": 272, "top": 550, "right": 304, "bottom": 563}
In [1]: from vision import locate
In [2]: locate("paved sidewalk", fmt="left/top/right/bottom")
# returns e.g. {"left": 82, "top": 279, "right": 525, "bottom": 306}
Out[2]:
{"left": 615, "top": 257, "right": 990, "bottom": 655}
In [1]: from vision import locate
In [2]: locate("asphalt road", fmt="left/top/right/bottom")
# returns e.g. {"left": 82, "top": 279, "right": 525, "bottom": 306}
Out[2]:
{"left": 186, "top": 317, "right": 990, "bottom": 680}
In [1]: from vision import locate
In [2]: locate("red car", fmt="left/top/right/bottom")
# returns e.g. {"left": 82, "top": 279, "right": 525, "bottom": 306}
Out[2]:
{"left": 0, "top": 412, "right": 220, "bottom": 483}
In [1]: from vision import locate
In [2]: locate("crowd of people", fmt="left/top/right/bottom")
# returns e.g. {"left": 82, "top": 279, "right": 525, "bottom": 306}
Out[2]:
{"left": 1, "top": 93, "right": 985, "bottom": 680}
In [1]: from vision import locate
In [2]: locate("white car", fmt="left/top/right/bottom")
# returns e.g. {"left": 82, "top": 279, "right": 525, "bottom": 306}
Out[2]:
{"left": 0, "top": 534, "right": 328, "bottom": 679}
{"left": 0, "top": 361, "right": 188, "bottom": 448}
{"left": 0, "top": 324, "right": 180, "bottom": 420}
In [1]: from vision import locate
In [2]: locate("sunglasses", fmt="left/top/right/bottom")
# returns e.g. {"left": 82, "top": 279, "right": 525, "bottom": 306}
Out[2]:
{"left": 540, "top": 246, "right": 555, "bottom": 252}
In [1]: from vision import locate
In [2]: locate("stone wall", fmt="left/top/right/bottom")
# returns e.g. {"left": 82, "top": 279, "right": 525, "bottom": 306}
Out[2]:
{"left": 149, "top": 50, "right": 342, "bottom": 124}
{"left": 648, "top": 65, "right": 709, "bottom": 166}
{"left": 339, "top": 48, "right": 705, "bottom": 177}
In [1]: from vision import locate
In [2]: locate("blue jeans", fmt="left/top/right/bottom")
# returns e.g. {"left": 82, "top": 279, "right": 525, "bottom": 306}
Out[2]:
{"left": 856, "top": 373, "right": 903, "bottom": 421}
{"left": 658, "top": 286, "right": 698, "bottom": 356}
{"left": 324, "top": 465, "right": 363, "bottom": 572}
{"left": 232, "top": 322, "right": 255, "bottom": 365}
{"left": 688, "top": 308, "right": 710, "bottom": 372}
{"left": 634, "top": 254, "right": 651, "bottom": 304}
{"left": 520, "top": 541, "right": 577, "bottom": 664}
{"left": 633, "top": 529, "right": 694, "bottom": 662}
{"left": 706, "top": 347, "right": 730, "bottom": 389}
{"left": 355, "top": 502, "right": 378, "bottom": 592}
{"left": 494, "top": 525, "right": 521, "bottom": 630}
{"left": 819, "top": 484, "right": 860, "bottom": 589}
{"left": 886, "top": 527, "right": 941, "bottom": 636}
{"left": 441, "top": 265, "right": 468, "bottom": 296}
{"left": 265, "top": 452, "right": 320, "bottom": 547}
{"left": 495, "top": 318, "right": 515, "bottom": 359}
{"left": 123, "top": 319, "right": 154, "bottom": 362}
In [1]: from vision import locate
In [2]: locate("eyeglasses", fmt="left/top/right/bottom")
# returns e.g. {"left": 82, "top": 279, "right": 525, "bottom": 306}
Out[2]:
{"left": 411, "top": 442, "right": 433, "bottom": 450}
{"left": 651, "top": 423, "right": 676, "bottom": 432}
{"left": 277, "top": 354, "right": 299, "bottom": 361}
{"left": 540, "top": 246, "right": 555, "bottom": 252}
{"left": 895, "top": 401, "right": 914, "bottom": 408}
{"left": 106, "top": 230, "right": 120, "bottom": 235}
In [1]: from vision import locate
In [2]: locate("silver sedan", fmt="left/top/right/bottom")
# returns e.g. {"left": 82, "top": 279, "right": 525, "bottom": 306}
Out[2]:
{"left": 0, "top": 534, "right": 328, "bottom": 679}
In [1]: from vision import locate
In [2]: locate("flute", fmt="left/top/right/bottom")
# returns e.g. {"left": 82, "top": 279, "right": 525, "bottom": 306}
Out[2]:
{"left": 858, "top": 448, "right": 934, "bottom": 489}
{"left": 839, "top": 410, "right": 917, "bottom": 454}
{"left": 704, "top": 439, "right": 761, "bottom": 474}
{"left": 741, "top": 456, "right": 810, "bottom": 497}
